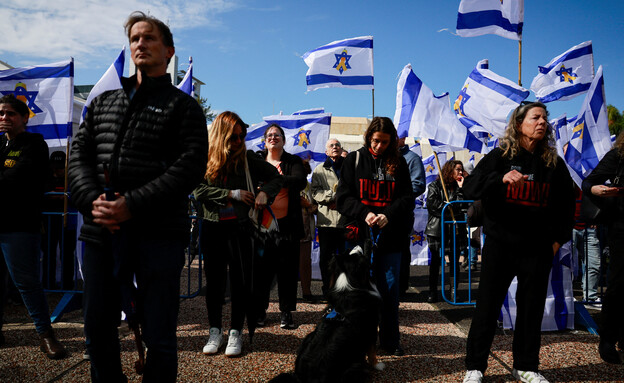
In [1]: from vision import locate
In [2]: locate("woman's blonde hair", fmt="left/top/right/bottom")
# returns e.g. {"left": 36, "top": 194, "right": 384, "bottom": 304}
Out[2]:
{"left": 205, "top": 111, "right": 247, "bottom": 182}
{"left": 499, "top": 101, "right": 558, "bottom": 168}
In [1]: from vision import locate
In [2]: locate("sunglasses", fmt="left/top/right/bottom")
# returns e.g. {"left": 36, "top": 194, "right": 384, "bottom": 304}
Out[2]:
{"left": 266, "top": 133, "right": 283, "bottom": 139}
{"left": 229, "top": 133, "right": 246, "bottom": 141}
{"left": 329, "top": 143, "right": 341, "bottom": 148}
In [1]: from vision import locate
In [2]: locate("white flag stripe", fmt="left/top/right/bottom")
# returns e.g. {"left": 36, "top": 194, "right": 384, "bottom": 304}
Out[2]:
{"left": 457, "top": 0, "right": 524, "bottom": 40}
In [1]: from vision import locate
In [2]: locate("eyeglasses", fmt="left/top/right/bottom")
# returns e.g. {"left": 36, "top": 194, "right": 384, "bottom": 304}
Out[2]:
{"left": 266, "top": 133, "right": 282, "bottom": 139}
{"left": 328, "top": 143, "right": 341, "bottom": 148}
{"left": 229, "top": 133, "right": 246, "bottom": 141}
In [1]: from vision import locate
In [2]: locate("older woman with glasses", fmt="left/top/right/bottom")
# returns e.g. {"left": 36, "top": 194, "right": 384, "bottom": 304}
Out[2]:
{"left": 194, "top": 112, "right": 282, "bottom": 357}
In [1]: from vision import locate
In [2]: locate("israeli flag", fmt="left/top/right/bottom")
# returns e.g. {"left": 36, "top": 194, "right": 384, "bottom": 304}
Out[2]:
{"left": 501, "top": 241, "right": 575, "bottom": 331}
{"left": 177, "top": 56, "right": 194, "bottom": 97}
{"left": 246, "top": 110, "right": 332, "bottom": 173}
{"left": 410, "top": 139, "right": 422, "bottom": 157}
{"left": 454, "top": 60, "right": 530, "bottom": 139}
{"left": 457, "top": 0, "right": 524, "bottom": 41}
{"left": 81, "top": 48, "right": 125, "bottom": 124}
{"left": 410, "top": 209, "right": 430, "bottom": 266}
{"left": 563, "top": 66, "right": 612, "bottom": 188}
{"left": 531, "top": 41, "right": 594, "bottom": 103}
{"left": 302, "top": 36, "right": 374, "bottom": 91}
{"left": 422, "top": 152, "right": 447, "bottom": 185}
{"left": 394, "top": 64, "right": 483, "bottom": 153}
{"left": 551, "top": 114, "right": 570, "bottom": 159}
{"left": 0, "top": 60, "right": 74, "bottom": 148}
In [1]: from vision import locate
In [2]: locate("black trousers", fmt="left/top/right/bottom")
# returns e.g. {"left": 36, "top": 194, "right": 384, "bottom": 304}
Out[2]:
{"left": 601, "top": 221, "right": 624, "bottom": 345}
{"left": 317, "top": 227, "right": 345, "bottom": 296}
{"left": 83, "top": 232, "right": 185, "bottom": 383}
{"left": 427, "top": 236, "right": 461, "bottom": 293}
{"left": 465, "top": 237, "right": 553, "bottom": 373}
{"left": 256, "top": 218, "right": 300, "bottom": 313}
{"left": 202, "top": 221, "right": 252, "bottom": 332}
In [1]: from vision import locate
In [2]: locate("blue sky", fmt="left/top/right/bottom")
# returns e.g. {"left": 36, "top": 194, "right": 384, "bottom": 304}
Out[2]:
{"left": 2, "top": 0, "right": 623, "bottom": 127}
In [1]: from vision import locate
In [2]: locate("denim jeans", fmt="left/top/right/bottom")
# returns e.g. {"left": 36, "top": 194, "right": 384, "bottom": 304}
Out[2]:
{"left": 82, "top": 232, "right": 185, "bottom": 383}
{"left": 373, "top": 250, "right": 401, "bottom": 350}
{"left": 0, "top": 232, "right": 52, "bottom": 334}
{"left": 573, "top": 228, "right": 601, "bottom": 301}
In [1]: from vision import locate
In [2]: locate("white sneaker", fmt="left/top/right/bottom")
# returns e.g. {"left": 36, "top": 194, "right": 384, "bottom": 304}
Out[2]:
{"left": 202, "top": 327, "right": 223, "bottom": 354}
{"left": 463, "top": 370, "right": 483, "bottom": 383}
{"left": 512, "top": 369, "right": 550, "bottom": 383}
{"left": 224, "top": 329, "right": 242, "bottom": 357}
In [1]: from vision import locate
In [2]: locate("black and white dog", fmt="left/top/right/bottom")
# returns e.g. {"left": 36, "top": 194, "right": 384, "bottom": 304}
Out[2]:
{"left": 270, "top": 242, "right": 384, "bottom": 383}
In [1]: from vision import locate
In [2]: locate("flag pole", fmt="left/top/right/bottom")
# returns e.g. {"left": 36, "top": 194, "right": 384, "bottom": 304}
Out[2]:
{"left": 518, "top": 39, "right": 523, "bottom": 86}
{"left": 432, "top": 150, "right": 456, "bottom": 223}
{"left": 63, "top": 139, "right": 70, "bottom": 227}
{"left": 372, "top": 89, "right": 375, "bottom": 118}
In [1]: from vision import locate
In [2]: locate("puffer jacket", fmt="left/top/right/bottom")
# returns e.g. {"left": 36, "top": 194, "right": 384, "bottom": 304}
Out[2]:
{"left": 68, "top": 73, "right": 208, "bottom": 244}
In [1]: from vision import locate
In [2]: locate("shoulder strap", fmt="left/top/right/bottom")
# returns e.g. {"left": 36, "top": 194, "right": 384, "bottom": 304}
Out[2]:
{"left": 244, "top": 155, "right": 254, "bottom": 194}
{"left": 355, "top": 149, "right": 360, "bottom": 168}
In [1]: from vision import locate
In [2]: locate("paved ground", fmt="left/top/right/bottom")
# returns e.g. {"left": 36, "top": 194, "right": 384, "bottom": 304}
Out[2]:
{"left": 0, "top": 261, "right": 622, "bottom": 382}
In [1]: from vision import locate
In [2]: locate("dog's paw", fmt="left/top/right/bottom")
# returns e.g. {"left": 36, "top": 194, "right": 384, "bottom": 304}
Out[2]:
{"left": 374, "top": 362, "right": 385, "bottom": 371}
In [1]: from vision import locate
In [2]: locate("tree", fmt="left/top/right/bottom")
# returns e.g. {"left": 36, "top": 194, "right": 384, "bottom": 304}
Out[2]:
{"left": 199, "top": 97, "right": 216, "bottom": 123}
{"left": 607, "top": 104, "right": 624, "bottom": 137}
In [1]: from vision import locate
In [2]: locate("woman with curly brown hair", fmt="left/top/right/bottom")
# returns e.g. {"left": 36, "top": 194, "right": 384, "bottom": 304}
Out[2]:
{"left": 461, "top": 102, "right": 575, "bottom": 383}
{"left": 336, "top": 116, "right": 415, "bottom": 356}
{"left": 194, "top": 111, "right": 282, "bottom": 357}
{"left": 425, "top": 159, "right": 467, "bottom": 303}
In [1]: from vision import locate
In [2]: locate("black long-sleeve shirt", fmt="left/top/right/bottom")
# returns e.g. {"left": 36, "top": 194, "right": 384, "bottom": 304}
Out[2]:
{"left": 463, "top": 147, "right": 575, "bottom": 247}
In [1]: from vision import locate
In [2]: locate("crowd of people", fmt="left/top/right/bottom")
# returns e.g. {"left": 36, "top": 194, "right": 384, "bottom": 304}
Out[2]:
{"left": 1, "top": 11, "right": 623, "bottom": 383}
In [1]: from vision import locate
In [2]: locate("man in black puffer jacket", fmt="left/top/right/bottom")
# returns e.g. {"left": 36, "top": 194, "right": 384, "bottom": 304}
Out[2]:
{"left": 68, "top": 11, "right": 207, "bottom": 383}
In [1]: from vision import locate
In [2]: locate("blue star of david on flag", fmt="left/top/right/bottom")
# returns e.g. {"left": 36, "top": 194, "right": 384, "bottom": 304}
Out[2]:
{"left": 293, "top": 129, "right": 312, "bottom": 148}
{"left": 1, "top": 82, "right": 43, "bottom": 117}
{"left": 411, "top": 230, "right": 425, "bottom": 247}
{"left": 555, "top": 65, "right": 578, "bottom": 84}
{"left": 333, "top": 49, "right": 352, "bottom": 74}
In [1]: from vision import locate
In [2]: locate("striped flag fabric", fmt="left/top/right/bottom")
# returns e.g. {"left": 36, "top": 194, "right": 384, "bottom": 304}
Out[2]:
{"left": 0, "top": 60, "right": 74, "bottom": 148}
{"left": 457, "top": 0, "right": 524, "bottom": 41}
{"left": 501, "top": 241, "right": 575, "bottom": 331}
{"left": 302, "top": 36, "right": 373, "bottom": 91}
{"left": 531, "top": 41, "right": 594, "bottom": 103}
{"left": 177, "top": 56, "right": 194, "bottom": 97}
{"left": 394, "top": 64, "right": 484, "bottom": 153}
{"left": 454, "top": 60, "right": 530, "bottom": 139}
{"left": 563, "top": 66, "right": 612, "bottom": 188}
{"left": 246, "top": 109, "right": 332, "bottom": 173}
{"left": 81, "top": 48, "right": 125, "bottom": 124}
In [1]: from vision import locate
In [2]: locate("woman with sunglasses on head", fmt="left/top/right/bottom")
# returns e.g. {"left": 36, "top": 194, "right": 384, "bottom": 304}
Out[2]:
{"left": 461, "top": 102, "right": 575, "bottom": 383}
{"left": 256, "top": 124, "right": 307, "bottom": 330}
{"left": 194, "top": 112, "right": 282, "bottom": 357}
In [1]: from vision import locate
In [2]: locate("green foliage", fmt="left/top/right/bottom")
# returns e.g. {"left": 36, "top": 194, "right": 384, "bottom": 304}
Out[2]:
{"left": 199, "top": 97, "right": 216, "bottom": 123}
{"left": 607, "top": 105, "right": 624, "bottom": 137}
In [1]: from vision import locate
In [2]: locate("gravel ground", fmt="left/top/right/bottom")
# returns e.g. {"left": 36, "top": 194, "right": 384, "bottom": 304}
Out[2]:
{"left": 1, "top": 262, "right": 622, "bottom": 382}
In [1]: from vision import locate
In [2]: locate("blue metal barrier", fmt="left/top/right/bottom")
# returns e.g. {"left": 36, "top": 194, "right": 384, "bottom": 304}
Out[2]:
{"left": 439, "top": 200, "right": 476, "bottom": 306}
{"left": 42, "top": 192, "right": 204, "bottom": 322}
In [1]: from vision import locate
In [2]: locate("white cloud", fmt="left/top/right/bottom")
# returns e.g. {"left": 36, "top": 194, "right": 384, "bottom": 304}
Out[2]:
{"left": 0, "top": 0, "right": 237, "bottom": 64}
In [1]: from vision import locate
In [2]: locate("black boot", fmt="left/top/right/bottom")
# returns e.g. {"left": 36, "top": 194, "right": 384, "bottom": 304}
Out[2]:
{"left": 39, "top": 329, "right": 67, "bottom": 359}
